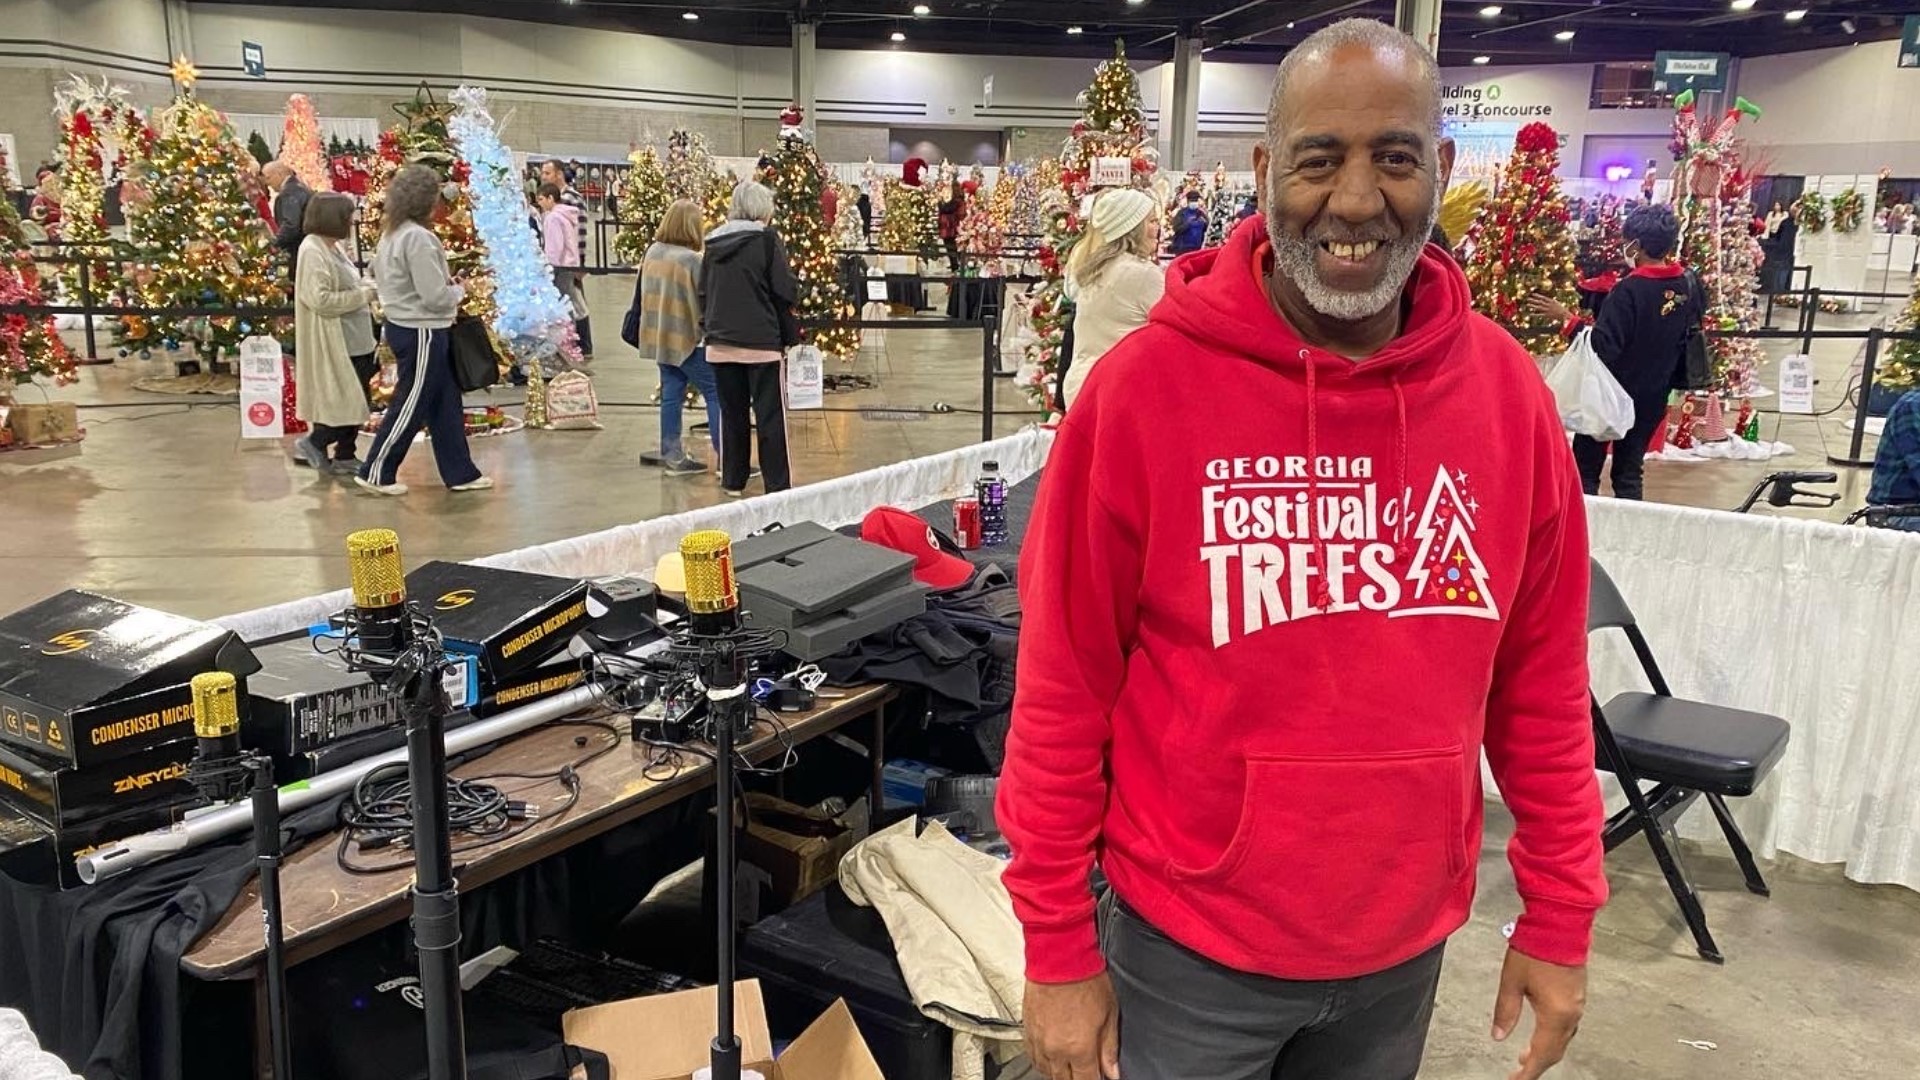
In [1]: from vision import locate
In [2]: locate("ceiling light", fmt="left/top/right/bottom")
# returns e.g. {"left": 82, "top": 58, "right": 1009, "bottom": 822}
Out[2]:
{"left": 681, "top": 10, "right": 699, "bottom": 20}
{"left": 1730, "top": 0, "right": 1756, "bottom": 10}
{"left": 1554, "top": 28, "right": 1576, "bottom": 41}
{"left": 1472, "top": 55, "right": 1491, "bottom": 64}
{"left": 1066, "top": 25, "right": 1083, "bottom": 35}
{"left": 1784, "top": 8, "right": 1806, "bottom": 20}
{"left": 912, "top": 3, "right": 930, "bottom": 14}
{"left": 891, "top": 29, "right": 906, "bottom": 41}
{"left": 1479, "top": 4, "right": 1502, "bottom": 15}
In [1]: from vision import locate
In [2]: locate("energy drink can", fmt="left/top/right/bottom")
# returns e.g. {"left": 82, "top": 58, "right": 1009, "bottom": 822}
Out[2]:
{"left": 954, "top": 497, "right": 982, "bottom": 550}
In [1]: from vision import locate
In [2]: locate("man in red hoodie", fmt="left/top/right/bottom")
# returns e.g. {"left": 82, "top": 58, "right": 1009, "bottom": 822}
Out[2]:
{"left": 999, "top": 18, "right": 1606, "bottom": 1080}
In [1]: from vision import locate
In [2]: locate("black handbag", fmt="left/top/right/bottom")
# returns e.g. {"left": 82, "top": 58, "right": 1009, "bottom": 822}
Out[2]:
{"left": 448, "top": 315, "right": 502, "bottom": 392}
{"left": 1675, "top": 269, "right": 1714, "bottom": 391}
{"left": 620, "top": 270, "right": 643, "bottom": 349}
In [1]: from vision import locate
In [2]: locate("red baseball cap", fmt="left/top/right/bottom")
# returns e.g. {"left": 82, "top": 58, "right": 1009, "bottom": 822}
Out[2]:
{"left": 861, "top": 506, "right": 973, "bottom": 591}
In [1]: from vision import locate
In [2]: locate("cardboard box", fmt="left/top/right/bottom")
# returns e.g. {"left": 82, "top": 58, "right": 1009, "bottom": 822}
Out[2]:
{"left": 473, "top": 652, "right": 588, "bottom": 718}
{"left": 404, "top": 562, "right": 591, "bottom": 684}
{"left": 0, "top": 736, "right": 198, "bottom": 826}
{"left": 562, "top": 980, "right": 882, "bottom": 1080}
{"left": 713, "top": 794, "right": 855, "bottom": 910}
{"left": 0, "top": 590, "right": 261, "bottom": 767}
{"left": 6, "top": 401, "right": 79, "bottom": 446}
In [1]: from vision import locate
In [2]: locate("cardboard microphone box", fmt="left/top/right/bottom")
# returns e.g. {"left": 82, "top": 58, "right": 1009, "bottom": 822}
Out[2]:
{"left": 474, "top": 651, "right": 589, "bottom": 718}
{"left": 0, "top": 590, "right": 261, "bottom": 768}
{"left": 562, "top": 981, "right": 882, "bottom": 1080}
{"left": 403, "top": 562, "right": 591, "bottom": 685}
{"left": 0, "top": 736, "right": 198, "bottom": 826}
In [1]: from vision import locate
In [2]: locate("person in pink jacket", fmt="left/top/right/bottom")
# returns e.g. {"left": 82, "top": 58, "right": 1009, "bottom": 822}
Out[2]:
{"left": 537, "top": 183, "right": 588, "bottom": 347}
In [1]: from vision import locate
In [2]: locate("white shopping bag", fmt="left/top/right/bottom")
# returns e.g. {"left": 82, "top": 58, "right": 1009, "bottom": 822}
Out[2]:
{"left": 786, "top": 343, "right": 825, "bottom": 410}
{"left": 1543, "top": 328, "right": 1634, "bottom": 441}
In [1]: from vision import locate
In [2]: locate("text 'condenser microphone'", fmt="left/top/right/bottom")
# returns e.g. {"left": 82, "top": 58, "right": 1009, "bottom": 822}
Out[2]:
{"left": 192, "top": 671, "right": 241, "bottom": 762}
{"left": 346, "top": 527, "right": 412, "bottom": 659}
{"left": 679, "top": 530, "right": 740, "bottom": 638}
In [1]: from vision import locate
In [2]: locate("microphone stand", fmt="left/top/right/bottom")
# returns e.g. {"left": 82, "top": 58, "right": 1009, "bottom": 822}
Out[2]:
{"left": 395, "top": 643, "right": 468, "bottom": 1080}
{"left": 250, "top": 754, "right": 293, "bottom": 1080}
{"left": 705, "top": 640, "right": 747, "bottom": 1080}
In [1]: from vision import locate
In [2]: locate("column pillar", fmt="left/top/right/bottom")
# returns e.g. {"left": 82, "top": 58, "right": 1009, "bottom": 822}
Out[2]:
{"left": 791, "top": 21, "right": 819, "bottom": 126}
{"left": 1395, "top": 0, "right": 1443, "bottom": 58}
{"left": 1168, "top": 34, "right": 1203, "bottom": 173}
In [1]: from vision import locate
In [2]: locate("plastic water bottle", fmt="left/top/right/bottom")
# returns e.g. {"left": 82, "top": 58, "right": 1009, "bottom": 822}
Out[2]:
{"left": 975, "top": 460, "right": 1008, "bottom": 546}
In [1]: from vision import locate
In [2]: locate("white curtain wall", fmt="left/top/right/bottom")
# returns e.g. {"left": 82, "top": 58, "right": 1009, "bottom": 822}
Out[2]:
{"left": 217, "top": 429, "right": 1920, "bottom": 894}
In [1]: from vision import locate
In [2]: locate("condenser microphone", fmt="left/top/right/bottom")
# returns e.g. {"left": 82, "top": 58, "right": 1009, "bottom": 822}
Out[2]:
{"left": 346, "top": 528, "right": 414, "bottom": 661}
{"left": 679, "top": 530, "right": 741, "bottom": 640}
{"left": 188, "top": 670, "right": 248, "bottom": 804}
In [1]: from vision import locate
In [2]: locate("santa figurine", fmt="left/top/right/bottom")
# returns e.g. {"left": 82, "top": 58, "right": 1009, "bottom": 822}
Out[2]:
{"left": 1671, "top": 394, "right": 1699, "bottom": 450}
{"left": 779, "top": 104, "right": 806, "bottom": 136}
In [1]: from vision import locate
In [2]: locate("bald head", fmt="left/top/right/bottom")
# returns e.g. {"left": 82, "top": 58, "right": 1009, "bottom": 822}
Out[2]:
{"left": 1268, "top": 19, "right": 1442, "bottom": 140}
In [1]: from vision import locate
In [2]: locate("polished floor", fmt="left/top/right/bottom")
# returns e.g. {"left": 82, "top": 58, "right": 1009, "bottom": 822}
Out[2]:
{"left": 1, "top": 275, "right": 1899, "bottom": 619}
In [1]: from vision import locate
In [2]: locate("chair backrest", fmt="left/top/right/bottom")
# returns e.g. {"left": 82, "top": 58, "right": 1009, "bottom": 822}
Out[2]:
{"left": 1587, "top": 557, "right": 1637, "bottom": 632}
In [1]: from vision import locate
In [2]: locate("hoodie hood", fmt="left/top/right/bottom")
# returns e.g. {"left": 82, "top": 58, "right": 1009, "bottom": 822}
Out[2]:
{"left": 1148, "top": 215, "right": 1473, "bottom": 609}
{"left": 548, "top": 202, "right": 582, "bottom": 230}
{"left": 706, "top": 220, "right": 768, "bottom": 262}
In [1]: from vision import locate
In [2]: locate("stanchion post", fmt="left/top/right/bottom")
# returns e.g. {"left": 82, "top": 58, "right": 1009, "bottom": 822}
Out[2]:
{"left": 1828, "top": 326, "right": 1881, "bottom": 468}
{"left": 1799, "top": 287, "right": 1821, "bottom": 358}
{"left": 79, "top": 258, "right": 99, "bottom": 361}
{"left": 980, "top": 282, "right": 999, "bottom": 443}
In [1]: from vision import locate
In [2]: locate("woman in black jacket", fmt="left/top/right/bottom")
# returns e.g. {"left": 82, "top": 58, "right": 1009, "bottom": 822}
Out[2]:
{"left": 700, "top": 180, "right": 799, "bottom": 496}
{"left": 1528, "top": 203, "right": 1701, "bottom": 500}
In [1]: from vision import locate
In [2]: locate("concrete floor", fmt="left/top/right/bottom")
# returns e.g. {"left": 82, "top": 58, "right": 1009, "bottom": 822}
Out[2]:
{"left": 1426, "top": 807, "right": 1920, "bottom": 1079}
{"left": 3, "top": 276, "right": 1917, "bottom": 1073}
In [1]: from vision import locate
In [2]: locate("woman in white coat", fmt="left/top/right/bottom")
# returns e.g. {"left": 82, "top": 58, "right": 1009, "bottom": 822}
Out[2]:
{"left": 290, "top": 193, "right": 380, "bottom": 473}
{"left": 1060, "top": 187, "right": 1165, "bottom": 410}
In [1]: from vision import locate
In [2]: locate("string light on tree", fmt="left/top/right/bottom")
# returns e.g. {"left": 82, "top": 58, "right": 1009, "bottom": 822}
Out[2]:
{"left": 279, "top": 94, "right": 332, "bottom": 192}
{"left": 1880, "top": 271, "right": 1920, "bottom": 391}
{"left": 1460, "top": 121, "right": 1580, "bottom": 356}
{"left": 764, "top": 106, "right": 860, "bottom": 358}
{"left": 50, "top": 75, "right": 150, "bottom": 308}
{"left": 358, "top": 84, "right": 497, "bottom": 324}
{"left": 613, "top": 146, "right": 669, "bottom": 267}
{"left": 1672, "top": 90, "right": 1766, "bottom": 396}
{"left": 0, "top": 163, "right": 78, "bottom": 387}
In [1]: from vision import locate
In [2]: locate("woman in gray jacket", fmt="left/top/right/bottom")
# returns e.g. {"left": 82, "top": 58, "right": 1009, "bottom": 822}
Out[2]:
{"left": 358, "top": 164, "right": 490, "bottom": 496}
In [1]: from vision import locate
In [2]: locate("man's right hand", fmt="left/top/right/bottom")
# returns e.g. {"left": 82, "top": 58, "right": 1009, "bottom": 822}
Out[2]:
{"left": 1025, "top": 973, "right": 1120, "bottom": 1080}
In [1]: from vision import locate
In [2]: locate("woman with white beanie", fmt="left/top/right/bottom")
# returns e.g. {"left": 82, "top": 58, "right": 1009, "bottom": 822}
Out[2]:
{"left": 1060, "top": 186, "right": 1166, "bottom": 409}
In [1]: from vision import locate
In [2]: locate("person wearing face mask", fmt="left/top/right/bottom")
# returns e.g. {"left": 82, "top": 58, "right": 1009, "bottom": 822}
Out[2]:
{"left": 1001, "top": 19, "right": 1603, "bottom": 1080}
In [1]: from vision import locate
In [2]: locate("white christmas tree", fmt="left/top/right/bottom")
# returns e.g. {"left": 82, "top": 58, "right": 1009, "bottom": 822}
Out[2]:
{"left": 1397, "top": 466, "right": 1500, "bottom": 620}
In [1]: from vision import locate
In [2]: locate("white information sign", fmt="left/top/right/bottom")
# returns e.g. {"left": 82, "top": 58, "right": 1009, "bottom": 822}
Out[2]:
{"left": 238, "top": 336, "right": 287, "bottom": 439}
{"left": 1778, "top": 353, "right": 1815, "bottom": 414}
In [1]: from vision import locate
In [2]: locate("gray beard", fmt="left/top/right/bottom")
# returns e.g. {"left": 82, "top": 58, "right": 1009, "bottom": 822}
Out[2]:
{"left": 1265, "top": 197, "right": 1439, "bottom": 322}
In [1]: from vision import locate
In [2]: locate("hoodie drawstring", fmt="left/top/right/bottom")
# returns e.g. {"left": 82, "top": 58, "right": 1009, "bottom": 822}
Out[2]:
{"left": 1391, "top": 375, "right": 1413, "bottom": 561}
{"left": 1301, "top": 354, "right": 1414, "bottom": 610}
{"left": 1302, "top": 351, "right": 1334, "bottom": 612}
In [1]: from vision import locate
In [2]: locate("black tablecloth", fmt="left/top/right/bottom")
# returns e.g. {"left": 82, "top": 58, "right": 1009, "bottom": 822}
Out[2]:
{"left": 885, "top": 275, "right": 929, "bottom": 311}
{"left": 944, "top": 277, "right": 1005, "bottom": 322}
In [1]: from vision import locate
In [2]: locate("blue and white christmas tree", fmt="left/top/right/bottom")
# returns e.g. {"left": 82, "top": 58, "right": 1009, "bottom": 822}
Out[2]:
{"left": 448, "top": 85, "right": 578, "bottom": 367}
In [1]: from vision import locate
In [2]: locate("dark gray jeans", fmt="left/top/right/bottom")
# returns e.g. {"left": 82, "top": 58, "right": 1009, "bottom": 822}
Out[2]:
{"left": 1103, "top": 895, "right": 1445, "bottom": 1080}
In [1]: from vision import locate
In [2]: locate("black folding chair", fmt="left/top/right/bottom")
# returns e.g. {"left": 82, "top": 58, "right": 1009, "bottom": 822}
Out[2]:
{"left": 1587, "top": 559, "right": 1791, "bottom": 963}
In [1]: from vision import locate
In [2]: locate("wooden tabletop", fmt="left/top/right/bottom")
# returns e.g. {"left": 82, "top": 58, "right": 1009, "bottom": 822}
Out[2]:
{"left": 181, "top": 684, "right": 898, "bottom": 980}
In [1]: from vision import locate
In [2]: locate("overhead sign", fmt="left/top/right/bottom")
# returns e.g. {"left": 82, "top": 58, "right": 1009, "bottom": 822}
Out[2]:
{"left": 1652, "top": 51, "right": 1730, "bottom": 93}
{"left": 1439, "top": 82, "right": 1554, "bottom": 121}
{"left": 1901, "top": 16, "right": 1919, "bottom": 69}
{"left": 241, "top": 40, "right": 265, "bottom": 78}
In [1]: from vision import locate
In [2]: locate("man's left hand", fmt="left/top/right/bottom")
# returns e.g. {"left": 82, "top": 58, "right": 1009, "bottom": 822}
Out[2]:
{"left": 1491, "top": 948, "right": 1586, "bottom": 1080}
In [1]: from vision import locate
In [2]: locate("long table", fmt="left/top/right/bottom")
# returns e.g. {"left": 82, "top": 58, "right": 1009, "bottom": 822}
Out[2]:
{"left": 181, "top": 684, "right": 898, "bottom": 1067}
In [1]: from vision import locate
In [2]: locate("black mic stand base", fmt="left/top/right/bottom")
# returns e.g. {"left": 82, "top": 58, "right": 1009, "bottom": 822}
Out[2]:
{"left": 405, "top": 677, "right": 469, "bottom": 1080}
{"left": 709, "top": 681, "right": 746, "bottom": 1080}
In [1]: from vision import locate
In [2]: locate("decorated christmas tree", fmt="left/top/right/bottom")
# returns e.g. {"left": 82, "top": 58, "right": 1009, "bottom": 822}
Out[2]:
{"left": 764, "top": 107, "right": 859, "bottom": 358}
{"left": 663, "top": 129, "right": 723, "bottom": 229}
{"left": 359, "top": 84, "right": 495, "bottom": 322}
{"left": 988, "top": 168, "right": 1018, "bottom": 233}
{"left": 1205, "top": 183, "right": 1241, "bottom": 248}
{"left": 448, "top": 85, "right": 578, "bottom": 369}
{"left": 118, "top": 58, "right": 288, "bottom": 364}
{"left": 0, "top": 164, "right": 78, "bottom": 387}
{"left": 1018, "top": 39, "right": 1157, "bottom": 410}
{"left": 279, "top": 93, "right": 331, "bottom": 192}
{"left": 1461, "top": 122, "right": 1580, "bottom": 356}
{"left": 878, "top": 178, "right": 939, "bottom": 259}
{"left": 1672, "top": 91, "right": 1766, "bottom": 396}
{"left": 832, "top": 181, "right": 867, "bottom": 250}
{"left": 51, "top": 76, "right": 149, "bottom": 304}
{"left": 612, "top": 146, "right": 669, "bottom": 267}
{"left": 956, "top": 181, "right": 1005, "bottom": 276}
{"left": 706, "top": 170, "right": 738, "bottom": 236}
{"left": 1877, "top": 261, "right": 1920, "bottom": 390}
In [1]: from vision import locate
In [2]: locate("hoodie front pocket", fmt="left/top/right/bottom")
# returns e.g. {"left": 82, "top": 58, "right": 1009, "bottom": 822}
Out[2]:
{"left": 1169, "top": 747, "right": 1468, "bottom": 957}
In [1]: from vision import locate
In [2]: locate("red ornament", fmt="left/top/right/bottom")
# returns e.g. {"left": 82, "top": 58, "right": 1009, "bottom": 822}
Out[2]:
{"left": 1131, "top": 155, "right": 1150, "bottom": 174}
{"left": 780, "top": 104, "right": 805, "bottom": 128}
{"left": 1515, "top": 122, "right": 1560, "bottom": 155}
{"left": 1072, "top": 120, "right": 1088, "bottom": 137}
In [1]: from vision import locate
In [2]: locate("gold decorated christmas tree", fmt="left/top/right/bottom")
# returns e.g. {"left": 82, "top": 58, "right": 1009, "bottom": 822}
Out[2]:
{"left": 878, "top": 179, "right": 938, "bottom": 260}
{"left": 764, "top": 109, "right": 859, "bottom": 358}
{"left": 1884, "top": 272, "right": 1920, "bottom": 390}
{"left": 1461, "top": 122, "right": 1580, "bottom": 356}
{"left": 118, "top": 58, "right": 288, "bottom": 364}
{"left": 613, "top": 146, "right": 668, "bottom": 266}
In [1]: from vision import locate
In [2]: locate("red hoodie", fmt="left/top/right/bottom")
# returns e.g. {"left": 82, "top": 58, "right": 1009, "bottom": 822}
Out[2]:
{"left": 998, "top": 217, "right": 1606, "bottom": 985}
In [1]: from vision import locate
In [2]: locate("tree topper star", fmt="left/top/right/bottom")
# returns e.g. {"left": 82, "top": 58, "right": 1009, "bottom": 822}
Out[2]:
{"left": 170, "top": 56, "right": 200, "bottom": 89}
